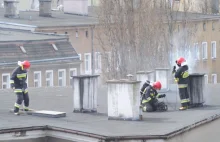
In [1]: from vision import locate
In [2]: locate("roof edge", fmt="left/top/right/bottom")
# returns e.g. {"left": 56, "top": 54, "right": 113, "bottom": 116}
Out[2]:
{"left": 0, "top": 112, "right": 220, "bottom": 141}
{"left": 0, "top": 56, "right": 80, "bottom": 66}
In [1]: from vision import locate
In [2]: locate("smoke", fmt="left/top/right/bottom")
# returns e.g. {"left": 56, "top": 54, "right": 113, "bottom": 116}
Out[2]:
{"left": 169, "top": 27, "right": 197, "bottom": 73}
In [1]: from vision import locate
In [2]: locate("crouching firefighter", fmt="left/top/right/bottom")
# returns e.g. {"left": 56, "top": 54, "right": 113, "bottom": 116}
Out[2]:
{"left": 172, "top": 57, "right": 190, "bottom": 111}
{"left": 140, "top": 81, "right": 167, "bottom": 112}
{"left": 10, "top": 60, "right": 31, "bottom": 115}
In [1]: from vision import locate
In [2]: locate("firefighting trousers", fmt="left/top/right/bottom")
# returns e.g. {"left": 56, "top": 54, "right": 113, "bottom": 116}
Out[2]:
{"left": 14, "top": 91, "right": 29, "bottom": 113}
{"left": 142, "top": 101, "right": 157, "bottom": 112}
{"left": 178, "top": 87, "right": 190, "bottom": 107}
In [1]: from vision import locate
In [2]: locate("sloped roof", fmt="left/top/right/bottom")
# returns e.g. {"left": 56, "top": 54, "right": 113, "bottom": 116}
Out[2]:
{"left": 0, "top": 29, "right": 79, "bottom": 66}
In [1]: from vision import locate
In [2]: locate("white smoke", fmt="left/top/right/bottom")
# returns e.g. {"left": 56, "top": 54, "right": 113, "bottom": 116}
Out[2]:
{"left": 169, "top": 28, "right": 197, "bottom": 74}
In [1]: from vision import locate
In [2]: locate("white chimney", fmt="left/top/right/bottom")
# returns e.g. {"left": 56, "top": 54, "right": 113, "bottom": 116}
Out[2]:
{"left": 4, "top": 0, "right": 19, "bottom": 18}
{"left": 39, "top": 0, "right": 52, "bottom": 17}
{"left": 64, "top": 0, "right": 88, "bottom": 15}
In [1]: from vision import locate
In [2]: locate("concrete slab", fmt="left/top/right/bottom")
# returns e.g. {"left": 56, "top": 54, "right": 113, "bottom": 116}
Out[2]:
{"left": 31, "top": 110, "right": 66, "bottom": 118}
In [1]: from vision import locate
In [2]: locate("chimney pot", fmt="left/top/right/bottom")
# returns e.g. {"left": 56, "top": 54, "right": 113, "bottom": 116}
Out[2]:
{"left": 4, "top": 0, "right": 19, "bottom": 18}
{"left": 39, "top": 0, "right": 52, "bottom": 17}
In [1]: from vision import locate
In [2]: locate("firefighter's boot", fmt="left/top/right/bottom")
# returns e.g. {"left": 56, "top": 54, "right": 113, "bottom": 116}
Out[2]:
{"left": 179, "top": 106, "right": 188, "bottom": 111}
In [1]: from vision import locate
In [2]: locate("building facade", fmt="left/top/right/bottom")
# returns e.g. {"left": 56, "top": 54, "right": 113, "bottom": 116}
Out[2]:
{"left": 0, "top": 29, "right": 80, "bottom": 89}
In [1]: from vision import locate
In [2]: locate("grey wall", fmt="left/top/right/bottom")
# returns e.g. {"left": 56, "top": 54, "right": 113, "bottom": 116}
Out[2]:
{"left": 167, "top": 117, "right": 220, "bottom": 142}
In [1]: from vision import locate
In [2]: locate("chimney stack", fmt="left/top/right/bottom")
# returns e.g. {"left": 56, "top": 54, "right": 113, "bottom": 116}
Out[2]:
{"left": 4, "top": 0, "right": 19, "bottom": 18}
{"left": 39, "top": 0, "right": 52, "bottom": 17}
{"left": 211, "top": 0, "right": 219, "bottom": 13}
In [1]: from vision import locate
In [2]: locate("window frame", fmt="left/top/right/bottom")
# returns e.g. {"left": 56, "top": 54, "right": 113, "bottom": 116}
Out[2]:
{"left": 212, "top": 74, "right": 217, "bottom": 84}
{"left": 202, "top": 42, "right": 208, "bottom": 60}
{"left": 211, "top": 41, "right": 217, "bottom": 59}
{"left": 58, "top": 69, "right": 66, "bottom": 87}
{"left": 34, "top": 71, "right": 42, "bottom": 87}
{"left": 84, "top": 53, "right": 91, "bottom": 74}
{"left": 46, "top": 70, "right": 54, "bottom": 87}
{"left": 2, "top": 73, "right": 10, "bottom": 89}
{"left": 95, "top": 52, "right": 102, "bottom": 73}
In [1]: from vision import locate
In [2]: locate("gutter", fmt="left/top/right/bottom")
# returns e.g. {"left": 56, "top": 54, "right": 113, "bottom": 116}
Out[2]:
{"left": 0, "top": 38, "right": 68, "bottom": 44}
{"left": 0, "top": 56, "right": 80, "bottom": 66}
{"left": 0, "top": 21, "right": 37, "bottom": 31}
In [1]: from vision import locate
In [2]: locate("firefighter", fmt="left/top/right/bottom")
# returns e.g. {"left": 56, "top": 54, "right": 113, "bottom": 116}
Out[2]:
{"left": 172, "top": 57, "right": 190, "bottom": 110}
{"left": 10, "top": 60, "right": 31, "bottom": 115}
{"left": 141, "top": 81, "right": 166, "bottom": 112}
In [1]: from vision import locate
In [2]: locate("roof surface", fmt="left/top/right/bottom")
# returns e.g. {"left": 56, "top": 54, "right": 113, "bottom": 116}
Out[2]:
{"left": 0, "top": 84, "right": 219, "bottom": 140}
{"left": 0, "top": 8, "right": 98, "bottom": 27}
{"left": 0, "top": 28, "right": 67, "bottom": 42}
{"left": 0, "top": 29, "right": 78, "bottom": 64}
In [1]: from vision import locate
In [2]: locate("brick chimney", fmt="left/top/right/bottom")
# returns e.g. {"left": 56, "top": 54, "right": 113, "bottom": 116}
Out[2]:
{"left": 4, "top": 0, "right": 19, "bottom": 18}
{"left": 39, "top": 0, "right": 52, "bottom": 17}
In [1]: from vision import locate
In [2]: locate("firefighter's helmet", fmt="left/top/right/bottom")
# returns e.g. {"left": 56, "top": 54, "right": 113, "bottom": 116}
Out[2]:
{"left": 22, "top": 60, "right": 31, "bottom": 69}
{"left": 153, "top": 81, "right": 162, "bottom": 90}
{"left": 176, "top": 57, "right": 186, "bottom": 66}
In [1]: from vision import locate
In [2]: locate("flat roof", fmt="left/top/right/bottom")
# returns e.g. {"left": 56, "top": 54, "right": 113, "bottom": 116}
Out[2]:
{"left": 0, "top": 85, "right": 219, "bottom": 141}
{"left": 0, "top": 8, "right": 98, "bottom": 28}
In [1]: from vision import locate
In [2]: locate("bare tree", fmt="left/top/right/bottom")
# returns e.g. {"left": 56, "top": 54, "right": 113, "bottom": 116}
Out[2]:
{"left": 96, "top": 0, "right": 198, "bottom": 80}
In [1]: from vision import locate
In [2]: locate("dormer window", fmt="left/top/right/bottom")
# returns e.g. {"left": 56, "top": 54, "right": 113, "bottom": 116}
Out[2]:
{"left": 19, "top": 45, "right": 27, "bottom": 53}
{"left": 51, "top": 43, "right": 58, "bottom": 51}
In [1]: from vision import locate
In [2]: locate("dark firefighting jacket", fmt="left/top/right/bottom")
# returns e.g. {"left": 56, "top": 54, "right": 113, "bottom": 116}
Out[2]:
{"left": 141, "top": 85, "right": 159, "bottom": 104}
{"left": 10, "top": 66, "right": 28, "bottom": 93}
{"left": 174, "top": 64, "right": 189, "bottom": 88}
{"left": 140, "top": 80, "right": 150, "bottom": 95}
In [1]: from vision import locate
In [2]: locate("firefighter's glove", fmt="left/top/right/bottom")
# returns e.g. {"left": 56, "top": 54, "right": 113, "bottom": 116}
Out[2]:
{"left": 158, "top": 94, "right": 166, "bottom": 98}
{"left": 140, "top": 91, "right": 143, "bottom": 96}
{"left": 11, "top": 84, "right": 15, "bottom": 89}
{"left": 172, "top": 66, "right": 176, "bottom": 74}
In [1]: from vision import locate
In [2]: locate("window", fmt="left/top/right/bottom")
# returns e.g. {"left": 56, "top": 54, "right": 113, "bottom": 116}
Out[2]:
{"left": 75, "top": 31, "right": 79, "bottom": 38}
{"left": 84, "top": 53, "right": 91, "bottom": 74}
{"left": 46, "top": 70, "right": 53, "bottom": 87}
{"left": 212, "top": 22, "right": 215, "bottom": 31}
{"left": 202, "top": 42, "right": 208, "bottom": 59}
{"left": 58, "top": 69, "right": 66, "bottom": 86}
{"left": 203, "top": 22, "right": 206, "bottom": 31}
{"left": 204, "top": 75, "right": 208, "bottom": 84}
{"left": 69, "top": 68, "right": 77, "bottom": 86}
{"left": 34, "top": 71, "right": 41, "bottom": 87}
{"left": 95, "top": 52, "right": 102, "bottom": 73}
{"left": 2, "top": 73, "right": 10, "bottom": 89}
{"left": 78, "top": 54, "right": 83, "bottom": 75}
{"left": 177, "top": 25, "right": 180, "bottom": 32}
{"left": 211, "top": 41, "right": 216, "bottom": 59}
{"left": 85, "top": 31, "right": 88, "bottom": 38}
{"left": 212, "top": 74, "right": 217, "bottom": 84}
{"left": 195, "top": 24, "right": 198, "bottom": 31}
{"left": 194, "top": 43, "right": 199, "bottom": 60}
{"left": 106, "top": 52, "right": 111, "bottom": 72}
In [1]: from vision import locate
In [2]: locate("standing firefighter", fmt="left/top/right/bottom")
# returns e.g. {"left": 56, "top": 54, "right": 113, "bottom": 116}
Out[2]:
{"left": 172, "top": 57, "right": 190, "bottom": 110}
{"left": 10, "top": 60, "right": 31, "bottom": 115}
{"left": 141, "top": 81, "right": 166, "bottom": 112}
